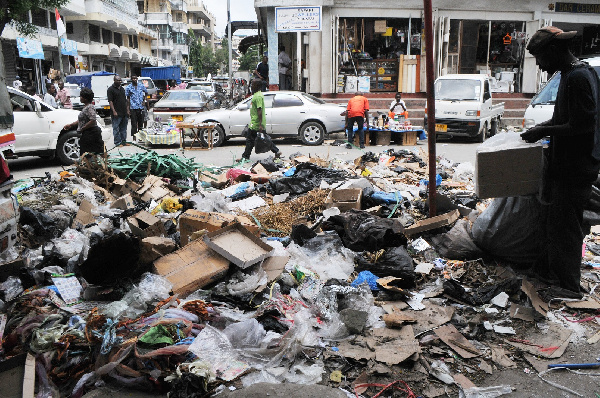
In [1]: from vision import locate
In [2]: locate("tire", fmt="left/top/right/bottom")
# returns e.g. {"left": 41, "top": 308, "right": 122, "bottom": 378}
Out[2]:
{"left": 200, "top": 124, "right": 225, "bottom": 147}
{"left": 476, "top": 122, "right": 488, "bottom": 143}
{"left": 56, "top": 130, "right": 81, "bottom": 165}
{"left": 299, "top": 121, "right": 325, "bottom": 145}
{"left": 490, "top": 118, "right": 499, "bottom": 137}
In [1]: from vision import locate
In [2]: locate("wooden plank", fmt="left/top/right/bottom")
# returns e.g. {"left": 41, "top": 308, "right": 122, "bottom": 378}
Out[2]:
{"left": 22, "top": 353, "right": 35, "bottom": 398}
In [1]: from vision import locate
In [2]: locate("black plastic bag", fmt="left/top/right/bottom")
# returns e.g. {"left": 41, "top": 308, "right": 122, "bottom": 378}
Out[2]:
{"left": 431, "top": 219, "right": 483, "bottom": 260}
{"left": 472, "top": 195, "right": 543, "bottom": 264}
{"left": 290, "top": 224, "right": 317, "bottom": 246}
{"left": 356, "top": 246, "right": 415, "bottom": 287}
{"left": 255, "top": 132, "right": 273, "bottom": 154}
{"left": 268, "top": 163, "right": 350, "bottom": 195}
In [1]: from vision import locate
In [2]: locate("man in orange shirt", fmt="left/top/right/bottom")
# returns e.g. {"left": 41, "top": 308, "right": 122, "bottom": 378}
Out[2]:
{"left": 345, "top": 91, "right": 370, "bottom": 148}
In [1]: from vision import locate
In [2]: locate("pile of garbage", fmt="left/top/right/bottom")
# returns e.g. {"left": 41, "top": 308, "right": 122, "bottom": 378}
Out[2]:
{"left": 2, "top": 140, "right": 600, "bottom": 398}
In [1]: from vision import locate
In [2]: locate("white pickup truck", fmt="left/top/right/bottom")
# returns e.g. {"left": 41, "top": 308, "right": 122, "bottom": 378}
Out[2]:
{"left": 427, "top": 74, "right": 504, "bottom": 142}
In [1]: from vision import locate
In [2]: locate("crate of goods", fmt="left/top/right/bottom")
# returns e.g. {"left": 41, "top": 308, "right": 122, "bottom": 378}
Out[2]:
{"left": 376, "top": 130, "right": 391, "bottom": 145}
{"left": 398, "top": 131, "right": 417, "bottom": 146}
{"left": 325, "top": 188, "right": 363, "bottom": 212}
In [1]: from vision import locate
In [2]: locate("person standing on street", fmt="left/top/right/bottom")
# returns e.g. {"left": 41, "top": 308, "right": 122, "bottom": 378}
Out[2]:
{"left": 125, "top": 75, "right": 148, "bottom": 141}
{"left": 253, "top": 56, "right": 269, "bottom": 92}
{"left": 344, "top": 91, "right": 370, "bottom": 149}
{"left": 62, "top": 87, "right": 104, "bottom": 156}
{"left": 237, "top": 79, "right": 282, "bottom": 162}
{"left": 278, "top": 45, "right": 292, "bottom": 90}
{"left": 43, "top": 84, "right": 58, "bottom": 107}
{"left": 55, "top": 81, "right": 72, "bottom": 109}
{"left": 521, "top": 26, "right": 600, "bottom": 298}
{"left": 107, "top": 75, "right": 129, "bottom": 147}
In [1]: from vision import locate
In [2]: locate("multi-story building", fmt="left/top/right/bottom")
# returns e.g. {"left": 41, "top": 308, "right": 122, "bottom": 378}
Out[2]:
{"left": 187, "top": 0, "right": 216, "bottom": 50}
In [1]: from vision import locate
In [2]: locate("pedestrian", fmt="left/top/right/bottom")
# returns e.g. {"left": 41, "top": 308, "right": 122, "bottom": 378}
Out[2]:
{"left": 55, "top": 80, "right": 72, "bottom": 109}
{"left": 344, "top": 91, "right": 370, "bottom": 149}
{"left": 520, "top": 26, "right": 600, "bottom": 298}
{"left": 278, "top": 45, "right": 292, "bottom": 90}
{"left": 389, "top": 92, "right": 408, "bottom": 120}
{"left": 107, "top": 75, "right": 129, "bottom": 147}
{"left": 43, "top": 84, "right": 58, "bottom": 107}
{"left": 12, "top": 76, "right": 22, "bottom": 90}
{"left": 237, "top": 79, "right": 282, "bottom": 162}
{"left": 62, "top": 87, "right": 104, "bottom": 156}
{"left": 125, "top": 75, "right": 148, "bottom": 141}
{"left": 253, "top": 55, "right": 269, "bottom": 92}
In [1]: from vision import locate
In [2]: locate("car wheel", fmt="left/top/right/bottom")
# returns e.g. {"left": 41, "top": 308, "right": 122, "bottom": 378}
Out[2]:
{"left": 200, "top": 124, "right": 225, "bottom": 147}
{"left": 476, "top": 122, "right": 488, "bottom": 143}
{"left": 490, "top": 118, "right": 499, "bottom": 137}
{"left": 299, "top": 121, "right": 325, "bottom": 145}
{"left": 57, "top": 130, "right": 81, "bottom": 165}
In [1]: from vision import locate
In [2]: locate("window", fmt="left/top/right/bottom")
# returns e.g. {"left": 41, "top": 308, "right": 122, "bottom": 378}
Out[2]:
{"left": 114, "top": 32, "right": 123, "bottom": 47}
{"left": 10, "top": 92, "right": 33, "bottom": 112}
{"left": 263, "top": 94, "right": 275, "bottom": 108}
{"left": 137, "top": 0, "right": 144, "bottom": 14}
{"left": 133, "top": 36, "right": 138, "bottom": 48}
{"left": 31, "top": 9, "right": 48, "bottom": 28}
{"left": 273, "top": 93, "right": 303, "bottom": 107}
{"left": 66, "top": 22, "right": 74, "bottom": 34}
{"left": 102, "top": 28, "right": 112, "bottom": 44}
{"left": 89, "top": 25, "right": 100, "bottom": 42}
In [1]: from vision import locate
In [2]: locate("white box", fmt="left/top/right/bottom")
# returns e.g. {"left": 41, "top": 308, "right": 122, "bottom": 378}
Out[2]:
{"left": 345, "top": 75, "right": 358, "bottom": 92}
{"left": 500, "top": 71, "right": 515, "bottom": 82}
{"left": 357, "top": 76, "right": 370, "bottom": 93}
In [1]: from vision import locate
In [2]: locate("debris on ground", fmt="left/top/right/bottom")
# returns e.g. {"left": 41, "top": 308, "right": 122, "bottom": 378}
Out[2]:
{"left": 3, "top": 133, "right": 600, "bottom": 397}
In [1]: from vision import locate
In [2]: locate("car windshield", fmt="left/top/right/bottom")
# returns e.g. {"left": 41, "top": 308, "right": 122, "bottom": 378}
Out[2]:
{"left": 140, "top": 78, "right": 155, "bottom": 89}
{"left": 435, "top": 79, "right": 481, "bottom": 101}
{"left": 162, "top": 91, "right": 204, "bottom": 101}
{"left": 189, "top": 84, "right": 213, "bottom": 92}
{"left": 531, "top": 72, "right": 561, "bottom": 106}
{"left": 302, "top": 93, "right": 326, "bottom": 104}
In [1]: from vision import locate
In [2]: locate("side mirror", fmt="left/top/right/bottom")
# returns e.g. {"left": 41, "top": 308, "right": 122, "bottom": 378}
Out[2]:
{"left": 34, "top": 101, "right": 43, "bottom": 117}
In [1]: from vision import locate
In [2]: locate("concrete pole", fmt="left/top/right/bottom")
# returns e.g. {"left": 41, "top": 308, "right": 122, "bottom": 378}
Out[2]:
{"left": 296, "top": 32, "right": 301, "bottom": 90}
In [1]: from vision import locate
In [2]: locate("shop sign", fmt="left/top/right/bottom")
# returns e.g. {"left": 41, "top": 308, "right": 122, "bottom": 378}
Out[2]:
{"left": 275, "top": 6, "right": 322, "bottom": 32}
{"left": 554, "top": 2, "right": 600, "bottom": 13}
{"left": 60, "top": 38, "right": 78, "bottom": 56}
{"left": 187, "top": 66, "right": 194, "bottom": 73}
{"left": 16, "top": 37, "right": 44, "bottom": 59}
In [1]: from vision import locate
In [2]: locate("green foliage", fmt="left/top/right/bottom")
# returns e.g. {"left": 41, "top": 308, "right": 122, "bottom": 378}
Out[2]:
{"left": 238, "top": 44, "right": 261, "bottom": 71}
{"left": 188, "top": 29, "right": 220, "bottom": 77}
{"left": 215, "top": 38, "right": 229, "bottom": 74}
{"left": 0, "top": 0, "right": 71, "bottom": 37}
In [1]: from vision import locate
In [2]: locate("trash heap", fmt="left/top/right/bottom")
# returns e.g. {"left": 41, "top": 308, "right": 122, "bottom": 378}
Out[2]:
{"left": 3, "top": 143, "right": 600, "bottom": 398}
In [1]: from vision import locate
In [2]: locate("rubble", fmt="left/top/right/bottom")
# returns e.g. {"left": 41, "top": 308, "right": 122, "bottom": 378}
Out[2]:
{"left": 2, "top": 136, "right": 600, "bottom": 397}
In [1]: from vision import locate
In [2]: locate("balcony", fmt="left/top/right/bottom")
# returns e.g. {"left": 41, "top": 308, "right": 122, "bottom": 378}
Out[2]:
{"left": 152, "top": 38, "right": 174, "bottom": 50}
{"left": 85, "top": 42, "right": 109, "bottom": 56}
{"left": 140, "top": 12, "right": 173, "bottom": 26}
{"left": 108, "top": 43, "right": 121, "bottom": 58}
{"left": 172, "top": 21, "right": 188, "bottom": 33}
{"left": 187, "top": 1, "right": 214, "bottom": 21}
{"left": 173, "top": 43, "right": 189, "bottom": 56}
{"left": 120, "top": 46, "right": 131, "bottom": 60}
{"left": 67, "top": 0, "right": 139, "bottom": 34}
{"left": 188, "top": 22, "right": 211, "bottom": 37}
{"left": 61, "top": 0, "right": 86, "bottom": 16}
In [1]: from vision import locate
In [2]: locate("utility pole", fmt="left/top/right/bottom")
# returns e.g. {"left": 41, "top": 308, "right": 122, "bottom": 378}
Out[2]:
{"left": 424, "top": 0, "right": 437, "bottom": 217}
{"left": 227, "top": 0, "right": 233, "bottom": 101}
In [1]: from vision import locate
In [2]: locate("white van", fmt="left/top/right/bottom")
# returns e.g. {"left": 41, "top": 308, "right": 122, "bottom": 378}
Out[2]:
{"left": 523, "top": 56, "right": 600, "bottom": 129}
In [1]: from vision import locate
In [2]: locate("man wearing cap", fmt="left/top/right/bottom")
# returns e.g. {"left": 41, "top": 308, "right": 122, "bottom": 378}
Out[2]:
{"left": 521, "top": 26, "right": 600, "bottom": 297}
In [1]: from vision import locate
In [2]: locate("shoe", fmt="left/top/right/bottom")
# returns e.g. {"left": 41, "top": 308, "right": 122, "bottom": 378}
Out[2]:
{"left": 360, "top": 145, "right": 365, "bottom": 149}
{"left": 274, "top": 151, "right": 283, "bottom": 159}
{"left": 345, "top": 144, "right": 352, "bottom": 149}
{"left": 236, "top": 157, "right": 249, "bottom": 163}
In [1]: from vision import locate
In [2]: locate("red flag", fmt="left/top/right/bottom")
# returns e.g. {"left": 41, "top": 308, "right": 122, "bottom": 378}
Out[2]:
{"left": 55, "top": 8, "right": 66, "bottom": 37}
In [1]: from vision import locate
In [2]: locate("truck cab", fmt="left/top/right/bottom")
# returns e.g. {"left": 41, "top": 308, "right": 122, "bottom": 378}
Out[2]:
{"left": 428, "top": 74, "right": 504, "bottom": 142}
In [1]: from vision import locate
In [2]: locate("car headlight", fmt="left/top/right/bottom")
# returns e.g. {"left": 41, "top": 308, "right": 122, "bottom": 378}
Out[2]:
{"left": 523, "top": 118, "right": 536, "bottom": 129}
{"left": 465, "top": 110, "right": 478, "bottom": 116}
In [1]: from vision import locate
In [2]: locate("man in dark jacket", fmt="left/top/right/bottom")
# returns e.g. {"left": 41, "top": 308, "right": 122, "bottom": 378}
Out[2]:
{"left": 521, "top": 26, "right": 600, "bottom": 297}
{"left": 107, "top": 75, "right": 129, "bottom": 146}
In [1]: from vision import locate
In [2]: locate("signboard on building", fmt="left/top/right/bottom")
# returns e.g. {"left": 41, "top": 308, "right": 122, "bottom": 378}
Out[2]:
{"left": 60, "top": 38, "right": 78, "bottom": 56}
{"left": 554, "top": 2, "right": 600, "bottom": 13}
{"left": 16, "top": 38, "right": 44, "bottom": 59}
{"left": 275, "top": 6, "right": 322, "bottom": 32}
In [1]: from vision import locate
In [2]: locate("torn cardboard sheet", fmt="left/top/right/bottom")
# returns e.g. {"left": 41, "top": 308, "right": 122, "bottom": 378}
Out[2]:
{"left": 435, "top": 324, "right": 481, "bottom": 359}
{"left": 378, "top": 301, "right": 409, "bottom": 314}
{"left": 479, "top": 360, "right": 493, "bottom": 374}
{"left": 405, "top": 304, "right": 454, "bottom": 335}
{"left": 255, "top": 255, "right": 290, "bottom": 292}
{"left": 490, "top": 346, "right": 517, "bottom": 368}
{"left": 336, "top": 339, "right": 376, "bottom": 361}
{"left": 453, "top": 373, "right": 476, "bottom": 390}
{"left": 509, "top": 303, "right": 535, "bottom": 322}
{"left": 404, "top": 210, "right": 460, "bottom": 236}
{"left": 506, "top": 323, "right": 572, "bottom": 359}
{"left": 523, "top": 353, "right": 551, "bottom": 374}
{"left": 374, "top": 326, "right": 420, "bottom": 365}
{"left": 127, "top": 211, "right": 166, "bottom": 238}
{"left": 565, "top": 298, "right": 600, "bottom": 310}
{"left": 377, "top": 276, "right": 410, "bottom": 297}
{"left": 382, "top": 313, "right": 418, "bottom": 328}
{"left": 72, "top": 200, "right": 95, "bottom": 229}
{"left": 522, "top": 278, "right": 548, "bottom": 317}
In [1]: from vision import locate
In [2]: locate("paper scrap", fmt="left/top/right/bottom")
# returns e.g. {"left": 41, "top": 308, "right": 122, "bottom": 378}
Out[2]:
{"left": 491, "top": 292, "right": 509, "bottom": 308}
{"left": 407, "top": 293, "right": 426, "bottom": 310}
{"left": 415, "top": 262, "right": 434, "bottom": 274}
{"left": 493, "top": 325, "right": 516, "bottom": 335}
{"left": 435, "top": 324, "right": 481, "bottom": 359}
{"left": 51, "top": 275, "right": 83, "bottom": 305}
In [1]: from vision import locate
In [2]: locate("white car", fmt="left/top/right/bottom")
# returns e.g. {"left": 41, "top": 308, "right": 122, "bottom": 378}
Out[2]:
{"left": 183, "top": 91, "right": 346, "bottom": 146}
{"left": 153, "top": 90, "right": 209, "bottom": 124}
{"left": 8, "top": 86, "right": 111, "bottom": 164}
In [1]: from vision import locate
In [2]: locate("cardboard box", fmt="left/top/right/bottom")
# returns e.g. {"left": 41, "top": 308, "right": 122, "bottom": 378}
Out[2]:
{"left": 325, "top": 188, "right": 363, "bottom": 212}
{"left": 374, "top": 20, "right": 387, "bottom": 33}
{"left": 376, "top": 130, "right": 391, "bottom": 145}
{"left": 404, "top": 210, "right": 460, "bottom": 236}
{"left": 110, "top": 194, "right": 135, "bottom": 210}
{"left": 179, "top": 210, "right": 259, "bottom": 246}
{"left": 153, "top": 239, "right": 229, "bottom": 296}
{"left": 398, "top": 131, "right": 417, "bottom": 146}
{"left": 72, "top": 200, "right": 95, "bottom": 229}
{"left": 204, "top": 223, "right": 274, "bottom": 269}
{"left": 127, "top": 211, "right": 166, "bottom": 238}
{"left": 475, "top": 145, "right": 543, "bottom": 199}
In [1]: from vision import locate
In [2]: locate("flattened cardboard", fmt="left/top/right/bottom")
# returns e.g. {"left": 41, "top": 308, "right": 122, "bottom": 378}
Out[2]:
{"left": 255, "top": 255, "right": 290, "bottom": 292}
{"left": 505, "top": 322, "right": 572, "bottom": 359}
{"left": 452, "top": 374, "right": 476, "bottom": 390}
{"left": 521, "top": 278, "right": 548, "bottom": 317}
{"left": 137, "top": 175, "right": 173, "bottom": 202}
{"left": 127, "top": 211, "right": 166, "bottom": 238}
{"left": 476, "top": 145, "right": 543, "bottom": 199}
{"left": 509, "top": 303, "right": 535, "bottom": 322}
{"left": 110, "top": 194, "right": 135, "bottom": 210}
{"left": 403, "top": 304, "right": 454, "bottom": 335}
{"left": 325, "top": 188, "right": 362, "bottom": 212}
{"left": 404, "top": 210, "right": 460, "bottom": 236}
{"left": 565, "top": 298, "right": 600, "bottom": 310}
{"left": 337, "top": 337, "right": 376, "bottom": 361}
{"left": 383, "top": 312, "right": 417, "bottom": 328}
{"left": 204, "top": 223, "right": 273, "bottom": 269}
{"left": 374, "top": 326, "right": 420, "bottom": 365}
{"left": 153, "top": 239, "right": 229, "bottom": 296}
{"left": 435, "top": 324, "right": 481, "bottom": 358}
{"left": 72, "top": 200, "right": 95, "bottom": 229}
{"left": 179, "top": 210, "right": 259, "bottom": 246}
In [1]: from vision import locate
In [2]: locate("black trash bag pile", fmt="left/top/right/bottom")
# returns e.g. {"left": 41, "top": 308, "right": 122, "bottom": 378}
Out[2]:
{"left": 356, "top": 246, "right": 416, "bottom": 288}
{"left": 431, "top": 219, "right": 484, "bottom": 260}
{"left": 322, "top": 209, "right": 407, "bottom": 252}
{"left": 267, "top": 162, "right": 350, "bottom": 195}
{"left": 443, "top": 277, "right": 522, "bottom": 306}
{"left": 19, "top": 207, "right": 69, "bottom": 246}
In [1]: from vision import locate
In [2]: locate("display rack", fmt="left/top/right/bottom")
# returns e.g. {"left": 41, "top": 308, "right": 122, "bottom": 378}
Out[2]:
{"left": 357, "top": 59, "right": 398, "bottom": 92}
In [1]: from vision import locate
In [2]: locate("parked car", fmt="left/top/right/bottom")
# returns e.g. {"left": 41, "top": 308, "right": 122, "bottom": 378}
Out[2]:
{"left": 121, "top": 77, "right": 158, "bottom": 107}
{"left": 187, "top": 81, "right": 227, "bottom": 107}
{"left": 153, "top": 90, "right": 209, "bottom": 124}
{"left": 8, "top": 86, "right": 111, "bottom": 164}
{"left": 183, "top": 91, "right": 346, "bottom": 147}
{"left": 523, "top": 56, "right": 600, "bottom": 129}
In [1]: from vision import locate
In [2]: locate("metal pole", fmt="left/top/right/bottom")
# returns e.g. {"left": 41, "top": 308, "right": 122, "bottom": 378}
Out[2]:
{"left": 227, "top": 0, "right": 233, "bottom": 101}
{"left": 58, "top": 36, "right": 64, "bottom": 79}
{"left": 424, "top": 0, "right": 436, "bottom": 217}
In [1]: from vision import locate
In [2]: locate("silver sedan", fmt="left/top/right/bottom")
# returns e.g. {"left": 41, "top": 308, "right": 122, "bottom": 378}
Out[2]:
{"left": 183, "top": 91, "right": 346, "bottom": 147}
{"left": 152, "top": 90, "right": 209, "bottom": 124}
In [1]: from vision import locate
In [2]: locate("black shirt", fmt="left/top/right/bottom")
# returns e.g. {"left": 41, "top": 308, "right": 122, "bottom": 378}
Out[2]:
{"left": 107, "top": 85, "right": 128, "bottom": 117}
{"left": 549, "top": 61, "right": 600, "bottom": 183}
{"left": 256, "top": 62, "right": 269, "bottom": 80}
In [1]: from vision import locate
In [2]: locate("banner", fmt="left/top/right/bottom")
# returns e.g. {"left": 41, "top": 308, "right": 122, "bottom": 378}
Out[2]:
{"left": 16, "top": 37, "right": 44, "bottom": 59}
{"left": 275, "top": 6, "right": 322, "bottom": 32}
{"left": 60, "top": 38, "right": 77, "bottom": 56}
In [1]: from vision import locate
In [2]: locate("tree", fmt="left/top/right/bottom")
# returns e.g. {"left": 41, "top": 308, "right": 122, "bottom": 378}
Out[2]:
{"left": 214, "top": 38, "right": 229, "bottom": 75}
{"left": 238, "top": 44, "right": 261, "bottom": 71}
{"left": 188, "top": 29, "right": 219, "bottom": 77}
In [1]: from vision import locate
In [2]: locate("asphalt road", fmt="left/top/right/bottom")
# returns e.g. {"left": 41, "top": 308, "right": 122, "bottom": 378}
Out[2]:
{"left": 6, "top": 132, "right": 481, "bottom": 181}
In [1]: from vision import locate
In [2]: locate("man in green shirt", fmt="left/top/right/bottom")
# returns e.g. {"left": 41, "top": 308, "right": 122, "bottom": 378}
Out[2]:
{"left": 239, "top": 79, "right": 282, "bottom": 161}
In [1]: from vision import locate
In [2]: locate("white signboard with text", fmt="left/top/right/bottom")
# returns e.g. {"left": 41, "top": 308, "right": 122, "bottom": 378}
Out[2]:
{"left": 275, "top": 6, "right": 322, "bottom": 32}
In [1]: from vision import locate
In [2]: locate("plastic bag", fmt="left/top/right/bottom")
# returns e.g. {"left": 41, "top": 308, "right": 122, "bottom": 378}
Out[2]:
{"left": 472, "top": 195, "right": 543, "bottom": 264}
{"left": 431, "top": 219, "right": 484, "bottom": 260}
{"left": 0, "top": 276, "right": 23, "bottom": 301}
{"left": 255, "top": 132, "right": 273, "bottom": 154}
{"left": 227, "top": 268, "right": 268, "bottom": 296}
{"left": 477, "top": 131, "right": 541, "bottom": 153}
{"left": 460, "top": 385, "right": 513, "bottom": 398}
{"left": 351, "top": 270, "right": 380, "bottom": 291}
{"left": 191, "top": 192, "right": 231, "bottom": 213}
{"left": 223, "top": 319, "right": 267, "bottom": 348}
{"left": 370, "top": 191, "right": 403, "bottom": 205}
{"left": 356, "top": 246, "right": 416, "bottom": 288}
{"left": 221, "top": 182, "right": 255, "bottom": 200}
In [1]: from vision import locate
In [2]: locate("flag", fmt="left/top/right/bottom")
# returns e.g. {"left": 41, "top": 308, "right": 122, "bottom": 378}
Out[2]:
{"left": 55, "top": 8, "right": 66, "bottom": 37}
